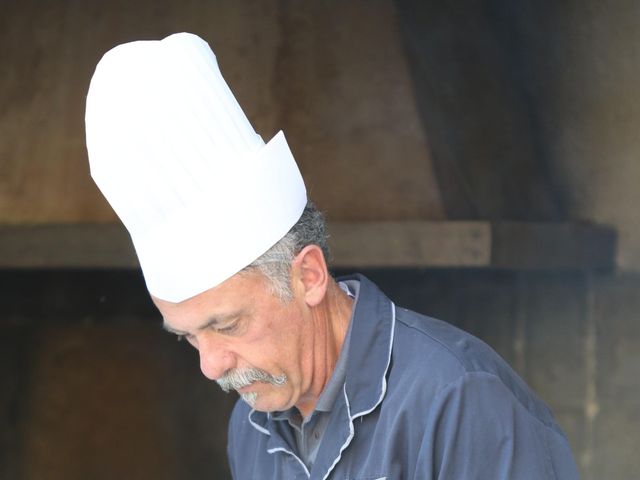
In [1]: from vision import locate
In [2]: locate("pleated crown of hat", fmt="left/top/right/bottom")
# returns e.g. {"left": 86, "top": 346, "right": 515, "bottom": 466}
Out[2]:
{"left": 85, "top": 33, "right": 307, "bottom": 302}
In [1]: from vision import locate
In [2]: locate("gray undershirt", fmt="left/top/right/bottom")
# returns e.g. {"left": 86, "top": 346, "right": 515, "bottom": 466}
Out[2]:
{"left": 270, "top": 279, "right": 359, "bottom": 471}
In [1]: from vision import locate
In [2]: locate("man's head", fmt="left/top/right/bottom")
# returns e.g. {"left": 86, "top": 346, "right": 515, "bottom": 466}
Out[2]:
{"left": 154, "top": 202, "right": 332, "bottom": 411}
{"left": 84, "top": 34, "right": 341, "bottom": 411}
{"left": 153, "top": 211, "right": 334, "bottom": 412}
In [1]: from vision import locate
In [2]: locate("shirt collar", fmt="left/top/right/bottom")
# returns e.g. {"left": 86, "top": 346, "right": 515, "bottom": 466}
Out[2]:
{"left": 341, "top": 274, "right": 395, "bottom": 416}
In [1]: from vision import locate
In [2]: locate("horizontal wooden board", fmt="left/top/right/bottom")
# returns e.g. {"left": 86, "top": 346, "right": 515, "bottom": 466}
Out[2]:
{"left": 0, "top": 224, "right": 138, "bottom": 268}
{"left": 328, "top": 221, "right": 490, "bottom": 267}
{"left": 490, "top": 222, "right": 617, "bottom": 270}
{"left": 0, "top": 221, "right": 615, "bottom": 270}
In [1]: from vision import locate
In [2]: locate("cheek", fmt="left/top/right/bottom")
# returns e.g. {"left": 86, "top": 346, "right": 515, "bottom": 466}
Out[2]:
{"left": 241, "top": 309, "right": 306, "bottom": 367}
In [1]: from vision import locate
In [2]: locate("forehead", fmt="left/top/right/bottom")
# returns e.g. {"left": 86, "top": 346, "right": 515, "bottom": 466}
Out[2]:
{"left": 152, "top": 271, "right": 270, "bottom": 327}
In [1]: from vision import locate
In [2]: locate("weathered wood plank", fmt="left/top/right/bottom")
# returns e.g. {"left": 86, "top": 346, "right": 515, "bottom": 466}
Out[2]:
{"left": 490, "top": 222, "right": 616, "bottom": 270}
{"left": 328, "top": 221, "right": 490, "bottom": 267}
{"left": 0, "top": 222, "right": 616, "bottom": 270}
{"left": 0, "top": 225, "right": 137, "bottom": 268}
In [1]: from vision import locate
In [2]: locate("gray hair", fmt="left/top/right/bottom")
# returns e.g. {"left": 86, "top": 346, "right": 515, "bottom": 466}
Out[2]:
{"left": 242, "top": 201, "right": 329, "bottom": 302}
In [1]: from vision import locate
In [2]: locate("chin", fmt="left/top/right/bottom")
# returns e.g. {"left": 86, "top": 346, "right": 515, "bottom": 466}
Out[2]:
{"left": 248, "top": 400, "right": 282, "bottom": 413}
{"left": 238, "top": 382, "right": 294, "bottom": 412}
{"left": 246, "top": 394, "right": 291, "bottom": 413}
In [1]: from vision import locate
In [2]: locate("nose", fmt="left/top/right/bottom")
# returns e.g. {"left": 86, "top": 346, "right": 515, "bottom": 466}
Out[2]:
{"left": 197, "top": 335, "right": 236, "bottom": 381}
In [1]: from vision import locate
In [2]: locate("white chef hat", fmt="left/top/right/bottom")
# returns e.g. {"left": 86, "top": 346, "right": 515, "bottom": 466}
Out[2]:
{"left": 85, "top": 32, "right": 307, "bottom": 302}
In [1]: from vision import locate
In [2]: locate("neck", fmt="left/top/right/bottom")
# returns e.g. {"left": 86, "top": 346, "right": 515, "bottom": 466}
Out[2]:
{"left": 295, "top": 279, "right": 353, "bottom": 418}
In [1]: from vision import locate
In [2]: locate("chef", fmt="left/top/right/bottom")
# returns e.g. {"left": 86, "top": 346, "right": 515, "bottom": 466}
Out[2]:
{"left": 85, "top": 32, "right": 579, "bottom": 479}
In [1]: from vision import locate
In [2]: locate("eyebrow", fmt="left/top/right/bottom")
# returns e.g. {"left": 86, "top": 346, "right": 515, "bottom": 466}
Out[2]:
{"left": 162, "top": 311, "right": 242, "bottom": 336}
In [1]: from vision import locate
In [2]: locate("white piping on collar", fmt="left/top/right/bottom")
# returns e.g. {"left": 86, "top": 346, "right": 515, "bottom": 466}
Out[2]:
{"left": 250, "top": 410, "right": 311, "bottom": 477}
{"left": 248, "top": 409, "right": 270, "bottom": 436}
{"left": 266, "top": 447, "right": 311, "bottom": 478}
{"left": 321, "top": 302, "right": 397, "bottom": 480}
{"left": 353, "top": 302, "right": 396, "bottom": 419}
{"left": 321, "top": 383, "right": 354, "bottom": 480}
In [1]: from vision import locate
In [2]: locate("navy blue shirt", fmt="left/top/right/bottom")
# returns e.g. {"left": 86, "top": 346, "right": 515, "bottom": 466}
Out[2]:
{"left": 227, "top": 274, "right": 579, "bottom": 479}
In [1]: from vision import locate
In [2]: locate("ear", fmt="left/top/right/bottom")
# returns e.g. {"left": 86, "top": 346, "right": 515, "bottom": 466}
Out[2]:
{"left": 292, "top": 245, "right": 329, "bottom": 307}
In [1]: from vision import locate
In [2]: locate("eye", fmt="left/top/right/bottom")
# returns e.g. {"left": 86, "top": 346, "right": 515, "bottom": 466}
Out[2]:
{"left": 216, "top": 322, "right": 239, "bottom": 334}
{"left": 215, "top": 318, "right": 242, "bottom": 335}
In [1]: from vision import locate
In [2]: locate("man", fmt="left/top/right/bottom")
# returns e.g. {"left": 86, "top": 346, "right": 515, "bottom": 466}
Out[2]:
{"left": 86, "top": 33, "right": 579, "bottom": 479}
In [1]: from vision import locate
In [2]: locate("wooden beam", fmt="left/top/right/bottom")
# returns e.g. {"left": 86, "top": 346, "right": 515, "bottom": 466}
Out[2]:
{"left": 490, "top": 222, "right": 616, "bottom": 270}
{"left": 0, "top": 221, "right": 615, "bottom": 270}
{"left": 0, "top": 224, "right": 138, "bottom": 268}
{"left": 328, "top": 221, "right": 490, "bottom": 267}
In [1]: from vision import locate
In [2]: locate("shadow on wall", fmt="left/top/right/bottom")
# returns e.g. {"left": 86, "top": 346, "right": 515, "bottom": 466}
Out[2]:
{"left": 0, "top": 271, "right": 234, "bottom": 480}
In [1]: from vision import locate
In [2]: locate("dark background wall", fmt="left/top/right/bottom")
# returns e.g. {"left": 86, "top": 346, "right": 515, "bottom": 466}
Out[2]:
{"left": 3, "top": 269, "right": 638, "bottom": 479}
{"left": 1, "top": 1, "right": 639, "bottom": 479}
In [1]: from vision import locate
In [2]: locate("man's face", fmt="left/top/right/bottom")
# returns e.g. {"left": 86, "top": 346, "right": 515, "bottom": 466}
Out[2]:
{"left": 153, "top": 271, "right": 313, "bottom": 412}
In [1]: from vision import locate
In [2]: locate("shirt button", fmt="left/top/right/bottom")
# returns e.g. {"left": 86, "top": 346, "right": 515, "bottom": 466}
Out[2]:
{"left": 314, "top": 431, "right": 320, "bottom": 440}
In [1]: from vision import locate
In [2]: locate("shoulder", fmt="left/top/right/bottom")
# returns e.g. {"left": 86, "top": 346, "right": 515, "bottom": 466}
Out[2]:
{"left": 388, "top": 306, "right": 559, "bottom": 431}
{"left": 391, "top": 306, "right": 498, "bottom": 380}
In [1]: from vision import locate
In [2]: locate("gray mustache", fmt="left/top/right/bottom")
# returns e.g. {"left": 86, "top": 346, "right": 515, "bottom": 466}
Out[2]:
{"left": 216, "top": 368, "right": 287, "bottom": 393}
